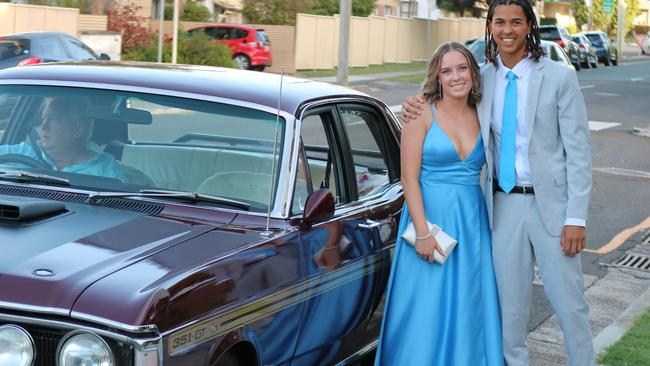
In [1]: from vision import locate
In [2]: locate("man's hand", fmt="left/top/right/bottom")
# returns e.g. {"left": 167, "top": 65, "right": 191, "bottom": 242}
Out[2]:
{"left": 561, "top": 225, "right": 587, "bottom": 257}
{"left": 401, "top": 96, "right": 426, "bottom": 123}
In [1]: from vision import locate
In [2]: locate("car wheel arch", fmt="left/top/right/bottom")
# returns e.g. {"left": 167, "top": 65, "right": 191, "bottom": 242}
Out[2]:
{"left": 211, "top": 339, "right": 260, "bottom": 366}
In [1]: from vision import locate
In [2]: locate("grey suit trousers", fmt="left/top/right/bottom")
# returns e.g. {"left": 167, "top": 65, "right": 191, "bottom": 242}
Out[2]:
{"left": 492, "top": 191, "right": 595, "bottom": 366}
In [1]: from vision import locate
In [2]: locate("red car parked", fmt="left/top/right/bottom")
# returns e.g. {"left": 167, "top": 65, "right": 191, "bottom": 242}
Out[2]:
{"left": 190, "top": 24, "right": 272, "bottom": 71}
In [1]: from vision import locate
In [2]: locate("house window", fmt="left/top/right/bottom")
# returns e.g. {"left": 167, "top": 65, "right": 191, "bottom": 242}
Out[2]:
{"left": 385, "top": 6, "right": 393, "bottom": 16}
{"left": 400, "top": 1, "right": 412, "bottom": 17}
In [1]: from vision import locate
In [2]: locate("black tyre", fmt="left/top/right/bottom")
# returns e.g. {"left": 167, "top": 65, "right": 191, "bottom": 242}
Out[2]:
{"left": 612, "top": 52, "right": 618, "bottom": 66}
{"left": 215, "top": 352, "right": 238, "bottom": 366}
{"left": 604, "top": 52, "right": 611, "bottom": 66}
{"left": 233, "top": 54, "right": 251, "bottom": 70}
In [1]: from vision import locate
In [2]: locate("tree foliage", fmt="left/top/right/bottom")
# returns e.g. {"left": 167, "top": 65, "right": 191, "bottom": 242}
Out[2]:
{"left": 574, "top": 0, "right": 640, "bottom": 36}
{"left": 309, "top": 0, "right": 377, "bottom": 17}
{"left": 438, "top": 0, "right": 476, "bottom": 17}
{"left": 164, "top": 1, "right": 212, "bottom": 22}
{"left": 243, "top": 0, "right": 313, "bottom": 25}
{"left": 107, "top": 4, "right": 153, "bottom": 52}
{"left": 242, "top": 0, "right": 376, "bottom": 25}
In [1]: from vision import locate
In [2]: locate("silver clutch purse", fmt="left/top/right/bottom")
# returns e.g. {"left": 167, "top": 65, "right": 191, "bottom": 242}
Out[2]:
{"left": 402, "top": 221, "right": 457, "bottom": 264}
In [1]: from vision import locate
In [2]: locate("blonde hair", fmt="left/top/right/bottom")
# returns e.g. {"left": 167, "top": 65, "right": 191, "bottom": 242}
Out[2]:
{"left": 421, "top": 41, "right": 481, "bottom": 105}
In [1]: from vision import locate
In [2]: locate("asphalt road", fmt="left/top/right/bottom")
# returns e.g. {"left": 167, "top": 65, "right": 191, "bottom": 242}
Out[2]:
{"left": 361, "top": 56, "right": 650, "bottom": 331}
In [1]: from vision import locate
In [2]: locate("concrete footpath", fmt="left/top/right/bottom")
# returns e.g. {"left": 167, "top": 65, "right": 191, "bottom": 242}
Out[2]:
{"left": 528, "top": 230, "right": 650, "bottom": 365}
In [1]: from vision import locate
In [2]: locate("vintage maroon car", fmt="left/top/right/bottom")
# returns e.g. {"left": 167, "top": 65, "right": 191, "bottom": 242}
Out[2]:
{"left": 0, "top": 62, "right": 403, "bottom": 365}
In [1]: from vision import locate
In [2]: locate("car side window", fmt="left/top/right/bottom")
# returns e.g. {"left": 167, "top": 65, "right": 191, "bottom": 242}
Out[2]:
{"left": 338, "top": 105, "right": 391, "bottom": 199}
{"left": 210, "top": 28, "right": 230, "bottom": 40}
{"left": 31, "top": 37, "right": 67, "bottom": 59}
{"left": 291, "top": 143, "right": 311, "bottom": 214}
{"left": 234, "top": 29, "right": 249, "bottom": 39}
{"left": 62, "top": 36, "right": 96, "bottom": 60}
{"left": 300, "top": 112, "right": 342, "bottom": 205}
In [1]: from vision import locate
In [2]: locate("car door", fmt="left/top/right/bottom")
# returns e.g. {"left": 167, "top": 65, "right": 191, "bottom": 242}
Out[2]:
{"left": 290, "top": 103, "right": 400, "bottom": 366}
{"left": 230, "top": 27, "right": 251, "bottom": 55}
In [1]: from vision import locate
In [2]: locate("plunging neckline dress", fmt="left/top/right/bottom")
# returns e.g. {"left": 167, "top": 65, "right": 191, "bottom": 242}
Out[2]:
{"left": 375, "top": 106, "right": 504, "bottom": 365}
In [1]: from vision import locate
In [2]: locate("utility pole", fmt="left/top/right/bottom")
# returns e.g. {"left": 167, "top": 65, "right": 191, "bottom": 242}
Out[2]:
{"left": 171, "top": 0, "right": 180, "bottom": 64}
{"left": 586, "top": 0, "right": 593, "bottom": 31}
{"left": 337, "top": 0, "right": 351, "bottom": 86}
{"left": 617, "top": 0, "right": 625, "bottom": 57}
{"left": 157, "top": 0, "right": 164, "bottom": 63}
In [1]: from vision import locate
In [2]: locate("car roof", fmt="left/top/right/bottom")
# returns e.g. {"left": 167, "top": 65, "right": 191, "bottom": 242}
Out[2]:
{"left": 2, "top": 31, "right": 72, "bottom": 38}
{"left": 0, "top": 61, "right": 368, "bottom": 114}
{"left": 193, "top": 24, "right": 261, "bottom": 31}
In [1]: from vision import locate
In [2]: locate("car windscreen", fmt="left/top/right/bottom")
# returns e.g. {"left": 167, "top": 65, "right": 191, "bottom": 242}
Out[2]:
{"left": 0, "top": 85, "right": 286, "bottom": 211}
{"left": 539, "top": 27, "right": 560, "bottom": 39}
{"left": 585, "top": 34, "right": 604, "bottom": 46}
{"left": 255, "top": 31, "right": 270, "bottom": 45}
{"left": 0, "top": 38, "right": 29, "bottom": 60}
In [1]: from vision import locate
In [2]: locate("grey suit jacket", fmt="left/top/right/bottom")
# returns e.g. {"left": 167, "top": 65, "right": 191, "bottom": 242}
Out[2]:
{"left": 479, "top": 57, "right": 592, "bottom": 236}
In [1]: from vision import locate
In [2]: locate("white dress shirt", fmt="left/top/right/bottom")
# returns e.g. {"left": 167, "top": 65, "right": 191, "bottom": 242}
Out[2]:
{"left": 490, "top": 56, "right": 585, "bottom": 227}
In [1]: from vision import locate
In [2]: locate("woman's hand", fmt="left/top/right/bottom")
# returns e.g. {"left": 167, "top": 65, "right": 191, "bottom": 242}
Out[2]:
{"left": 415, "top": 235, "right": 445, "bottom": 263}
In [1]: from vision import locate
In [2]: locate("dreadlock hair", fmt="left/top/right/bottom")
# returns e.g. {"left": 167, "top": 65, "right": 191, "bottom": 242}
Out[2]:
{"left": 484, "top": 0, "right": 544, "bottom": 66}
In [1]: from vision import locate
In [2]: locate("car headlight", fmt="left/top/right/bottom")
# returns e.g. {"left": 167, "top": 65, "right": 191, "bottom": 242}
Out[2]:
{"left": 0, "top": 324, "right": 35, "bottom": 366}
{"left": 58, "top": 331, "right": 114, "bottom": 366}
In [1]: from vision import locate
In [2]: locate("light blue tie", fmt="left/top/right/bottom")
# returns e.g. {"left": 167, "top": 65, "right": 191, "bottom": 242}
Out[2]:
{"left": 499, "top": 71, "right": 517, "bottom": 193}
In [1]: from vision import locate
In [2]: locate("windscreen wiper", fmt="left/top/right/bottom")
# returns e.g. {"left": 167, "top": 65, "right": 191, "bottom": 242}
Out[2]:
{"left": 86, "top": 189, "right": 250, "bottom": 210}
{"left": 0, "top": 170, "right": 70, "bottom": 186}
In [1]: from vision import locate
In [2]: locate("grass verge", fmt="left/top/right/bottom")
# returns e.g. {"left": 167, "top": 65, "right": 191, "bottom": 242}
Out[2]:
{"left": 388, "top": 74, "right": 425, "bottom": 84}
{"left": 598, "top": 308, "right": 650, "bottom": 365}
{"left": 298, "top": 61, "right": 426, "bottom": 78}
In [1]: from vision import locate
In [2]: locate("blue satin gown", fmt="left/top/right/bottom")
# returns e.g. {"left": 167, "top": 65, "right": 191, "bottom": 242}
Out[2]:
{"left": 375, "top": 108, "right": 504, "bottom": 365}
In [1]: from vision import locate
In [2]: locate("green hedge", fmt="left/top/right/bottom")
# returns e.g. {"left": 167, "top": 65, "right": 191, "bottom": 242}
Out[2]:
{"left": 124, "top": 31, "right": 235, "bottom": 68}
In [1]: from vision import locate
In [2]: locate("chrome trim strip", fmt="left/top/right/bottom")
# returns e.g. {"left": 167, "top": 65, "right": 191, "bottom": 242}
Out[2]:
{"left": 0, "top": 312, "right": 161, "bottom": 345}
{"left": 0, "top": 301, "right": 69, "bottom": 316}
{"left": 335, "top": 338, "right": 379, "bottom": 366}
{"left": 69, "top": 312, "right": 159, "bottom": 333}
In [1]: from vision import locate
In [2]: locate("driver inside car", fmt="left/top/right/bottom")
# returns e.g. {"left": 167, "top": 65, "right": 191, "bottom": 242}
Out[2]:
{"left": 0, "top": 96, "right": 126, "bottom": 181}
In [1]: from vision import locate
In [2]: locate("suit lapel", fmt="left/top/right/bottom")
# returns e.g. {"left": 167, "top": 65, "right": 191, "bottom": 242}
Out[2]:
{"left": 526, "top": 60, "right": 544, "bottom": 145}
{"left": 480, "top": 65, "right": 496, "bottom": 147}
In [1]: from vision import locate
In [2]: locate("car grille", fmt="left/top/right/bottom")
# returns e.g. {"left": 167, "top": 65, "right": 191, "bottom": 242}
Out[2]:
{"left": 0, "top": 321, "right": 134, "bottom": 365}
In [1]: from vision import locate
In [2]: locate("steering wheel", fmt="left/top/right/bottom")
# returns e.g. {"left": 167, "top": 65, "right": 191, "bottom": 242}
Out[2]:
{"left": 0, "top": 154, "right": 52, "bottom": 170}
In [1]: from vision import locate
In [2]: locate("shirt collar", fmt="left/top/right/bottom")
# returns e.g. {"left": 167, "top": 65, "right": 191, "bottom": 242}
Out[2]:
{"left": 497, "top": 55, "right": 533, "bottom": 80}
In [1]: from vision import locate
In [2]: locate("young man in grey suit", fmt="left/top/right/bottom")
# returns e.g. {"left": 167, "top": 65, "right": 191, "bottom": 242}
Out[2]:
{"left": 401, "top": 0, "right": 594, "bottom": 364}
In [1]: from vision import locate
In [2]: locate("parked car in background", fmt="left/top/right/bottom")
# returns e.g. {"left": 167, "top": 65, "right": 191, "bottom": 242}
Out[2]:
{"left": 538, "top": 24, "right": 581, "bottom": 70}
{"left": 572, "top": 33, "right": 598, "bottom": 69}
{"left": 540, "top": 39, "right": 576, "bottom": 70}
{"left": 641, "top": 32, "right": 650, "bottom": 55}
{"left": 583, "top": 31, "right": 618, "bottom": 66}
{"left": 189, "top": 24, "right": 272, "bottom": 71}
{"left": 0, "top": 32, "right": 109, "bottom": 70}
{"left": 0, "top": 61, "right": 402, "bottom": 365}
{"left": 467, "top": 37, "right": 486, "bottom": 64}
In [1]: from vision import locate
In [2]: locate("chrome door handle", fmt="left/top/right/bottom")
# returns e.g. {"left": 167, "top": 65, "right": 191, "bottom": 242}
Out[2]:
{"left": 358, "top": 219, "right": 381, "bottom": 229}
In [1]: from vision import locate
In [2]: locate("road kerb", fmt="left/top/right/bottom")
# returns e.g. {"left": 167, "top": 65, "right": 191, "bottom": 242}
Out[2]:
{"left": 593, "top": 285, "right": 650, "bottom": 356}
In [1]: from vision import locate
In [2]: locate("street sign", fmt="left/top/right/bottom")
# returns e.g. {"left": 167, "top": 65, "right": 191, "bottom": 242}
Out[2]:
{"left": 603, "top": 0, "right": 614, "bottom": 13}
